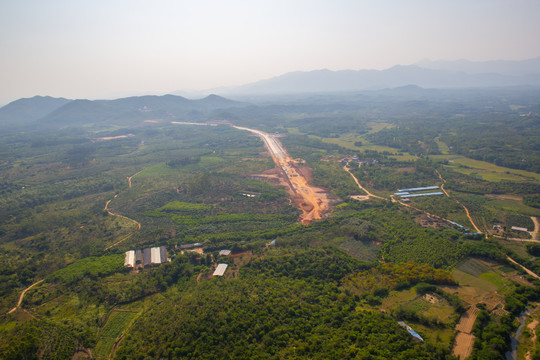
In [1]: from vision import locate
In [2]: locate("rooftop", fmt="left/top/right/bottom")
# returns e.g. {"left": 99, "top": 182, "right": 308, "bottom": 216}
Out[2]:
{"left": 213, "top": 263, "right": 228, "bottom": 276}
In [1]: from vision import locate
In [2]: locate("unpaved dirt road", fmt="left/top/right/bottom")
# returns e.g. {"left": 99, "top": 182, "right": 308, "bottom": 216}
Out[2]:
{"left": 127, "top": 169, "right": 144, "bottom": 188}
{"left": 233, "top": 126, "right": 331, "bottom": 224}
{"left": 437, "top": 170, "right": 482, "bottom": 234}
{"left": 7, "top": 279, "right": 44, "bottom": 314}
{"left": 343, "top": 165, "right": 384, "bottom": 200}
{"left": 104, "top": 199, "right": 141, "bottom": 250}
{"left": 531, "top": 216, "right": 539, "bottom": 240}
{"left": 506, "top": 256, "right": 539, "bottom": 279}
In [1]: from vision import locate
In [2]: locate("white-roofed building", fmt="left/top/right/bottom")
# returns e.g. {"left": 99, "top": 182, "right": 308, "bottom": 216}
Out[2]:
{"left": 213, "top": 263, "right": 228, "bottom": 276}
{"left": 124, "top": 250, "right": 135, "bottom": 267}
{"left": 151, "top": 247, "right": 161, "bottom": 264}
{"left": 219, "top": 250, "right": 231, "bottom": 256}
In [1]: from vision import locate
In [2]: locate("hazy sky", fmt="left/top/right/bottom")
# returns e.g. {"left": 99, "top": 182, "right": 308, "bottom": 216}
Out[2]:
{"left": 1, "top": 0, "right": 539, "bottom": 105}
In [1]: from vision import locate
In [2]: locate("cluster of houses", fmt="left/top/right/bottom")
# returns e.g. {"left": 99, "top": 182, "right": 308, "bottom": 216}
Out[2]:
{"left": 124, "top": 246, "right": 168, "bottom": 268}
{"left": 341, "top": 156, "right": 380, "bottom": 167}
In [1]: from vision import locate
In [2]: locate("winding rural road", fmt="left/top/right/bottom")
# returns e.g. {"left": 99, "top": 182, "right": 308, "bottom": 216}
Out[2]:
{"left": 531, "top": 216, "right": 539, "bottom": 240}
{"left": 104, "top": 199, "right": 141, "bottom": 251}
{"left": 343, "top": 165, "right": 384, "bottom": 200}
{"left": 7, "top": 279, "right": 44, "bottom": 314}
{"left": 436, "top": 170, "right": 482, "bottom": 234}
{"left": 127, "top": 169, "right": 144, "bottom": 188}
{"left": 506, "top": 256, "right": 539, "bottom": 279}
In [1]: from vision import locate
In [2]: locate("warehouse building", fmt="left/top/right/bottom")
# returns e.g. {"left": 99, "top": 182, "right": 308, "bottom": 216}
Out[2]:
{"left": 151, "top": 247, "right": 161, "bottom": 264}
{"left": 397, "top": 186, "right": 439, "bottom": 192}
{"left": 160, "top": 246, "right": 167, "bottom": 263}
{"left": 400, "top": 192, "right": 444, "bottom": 198}
{"left": 125, "top": 246, "right": 169, "bottom": 268}
{"left": 124, "top": 250, "right": 135, "bottom": 267}
{"left": 213, "top": 263, "right": 228, "bottom": 276}
{"left": 143, "top": 248, "right": 152, "bottom": 267}
{"left": 135, "top": 250, "right": 142, "bottom": 265}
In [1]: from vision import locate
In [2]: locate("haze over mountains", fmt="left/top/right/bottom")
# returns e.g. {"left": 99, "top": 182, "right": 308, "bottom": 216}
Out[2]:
{"left": 2, "top": 57, "right": 540, "bottom": 126}
{"left": 220, "top": 57, "right": 540, "bottom": 96}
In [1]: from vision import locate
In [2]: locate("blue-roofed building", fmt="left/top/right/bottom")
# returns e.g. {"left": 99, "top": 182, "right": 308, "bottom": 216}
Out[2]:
{"left": 400, "top": 192, "right": 444, "bottom": 198}
{"left": 394, "top": 192, "right": 410, "bottom": 196}
{"left": 397, "top": 186, "right": 439, "bottom": 192}
{"left": 398, "top": 321, "right": 424, "bottom": 342}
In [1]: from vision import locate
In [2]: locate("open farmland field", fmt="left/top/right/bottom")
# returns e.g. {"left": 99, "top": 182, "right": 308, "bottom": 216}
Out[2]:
{"left": 433, "top": 154, "right": 540, "bottom": 182}
{"left": 95, "top": 310, "right": 138, "bottom": 359}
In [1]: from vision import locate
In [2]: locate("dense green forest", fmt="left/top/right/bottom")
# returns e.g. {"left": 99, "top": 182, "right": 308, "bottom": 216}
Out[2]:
{"left": 1, "top": 88, "right": 540, "bottom": 359}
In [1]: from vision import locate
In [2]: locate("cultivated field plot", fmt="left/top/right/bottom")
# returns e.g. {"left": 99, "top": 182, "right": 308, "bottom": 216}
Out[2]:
{"left": 432, "top": 154, "right": 540, "bottom": 182}
{"left": 94, "top": 310, "right": 138, "bottom": 359}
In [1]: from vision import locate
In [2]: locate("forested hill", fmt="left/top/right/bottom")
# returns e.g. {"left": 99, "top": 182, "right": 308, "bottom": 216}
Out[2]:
{"left": 0, "top": 96, "right": 71, "bottom": 126}
{"left": 0, "top": 94, "right": 246, "bottom": 128}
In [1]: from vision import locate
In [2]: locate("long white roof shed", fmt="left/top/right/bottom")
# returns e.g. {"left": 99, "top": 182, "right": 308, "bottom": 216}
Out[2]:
{"left": 151, "top": 247, "right": 161, "bottom": 264}
{"left": 213, "top": 263, "right": 228, "bottom": 276}
{"left": 124, "top": 250, "right": 135, "bottom": 267}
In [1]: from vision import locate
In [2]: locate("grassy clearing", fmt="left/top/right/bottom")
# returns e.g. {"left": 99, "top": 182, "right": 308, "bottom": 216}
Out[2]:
{"left": 477, "top": 272, "right": 506, "bottom": 289}
{"left": 456, "top": 258, "right": 490, "bottom": 277}
{"left": 136, "top": 163, "right": 181, "bottom": 177}
{"left": 484, "top": 196, "right": 540, "bottom": 217}
{"left": 434, "top": 137, "right": 450, "bottom": 155}
{"left": 311, "top": 132, "right": 418, "bottom": 161}
{"left": 432, "top": 155, "right": 540, "bottom": 182}
{"left": 339, "top": 239, "right": 379, "bottom": 261}
{"left": 381, "top": 288, "right": 417, "bottom": 309}
{"left": 414, "top": 324, "right": 455, "bottom": 344}
{"left": 451, "top": 269, "right": 497, "bottom": 293}
{"left": 381, "top": 288, "right": 457, "bottom": 329}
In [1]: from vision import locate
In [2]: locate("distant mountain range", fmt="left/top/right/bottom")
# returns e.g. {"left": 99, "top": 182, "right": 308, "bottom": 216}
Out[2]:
{"left": 3, "top": 57, "right": 540, "bottom": 127}
{"left": 223, "top": 57, "right": 540, "bottom": 95}
{"left": 0, "top": 94, "right": 245, "bottom": 128}
{"left": 415, "top": 57, "right": 540, "bottom": 76}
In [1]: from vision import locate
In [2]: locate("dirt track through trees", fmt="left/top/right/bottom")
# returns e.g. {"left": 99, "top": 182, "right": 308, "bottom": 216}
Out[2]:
{"left": 343, "top": 165, "right": 384, "bottom": 200}
{"left": 104, "top": 197, "right": 141, "bottom": 251}
{"left": 506, "top": 256, "right": 539, "bottom": 279}
{"left": 7, "top": 279, "right": 44, "bottom": 314}
{"left": 127, "top": 169, "right": 144, "bottom": 188}
{"left": 531, "top": 216, "right": 539, "bottom": 240}
{"left": 436, "top": 170, "right": 482, "bottom": 234}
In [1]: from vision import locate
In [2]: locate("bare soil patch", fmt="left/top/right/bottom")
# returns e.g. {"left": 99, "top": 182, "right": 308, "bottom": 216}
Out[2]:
{"left": 453, "top": 332, "right": 475, "bottom": 359}
{"left": 396, "top": 167, "right": 415, "bottom": 172}
{"left": 452, "top": 307, "right": 480, "bottom": 359}
{"left": 486, "top": 194, "right": 523, "bottom": 202}
{"left": 413, "top": 213, "right": 445, "bottom": 228}
{"left": 71, "top": 348, "right": 92, "bottom": 359}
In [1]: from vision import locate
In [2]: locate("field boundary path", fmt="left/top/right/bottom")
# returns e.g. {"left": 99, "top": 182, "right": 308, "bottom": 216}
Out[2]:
{"left": 343, "top": 164, "right": 384, "bottom": 200}
{"left": 436, "top": 170, "right": 483, "bottom": 234}
{"left": 127, "top": 169, "right": 144, "bottom": 188}
{"left": 104, "top": 200, "right": 141, "bottom": 251}
{"left": 452, "top": 306, "right": 479, "bottom": 359}
{"left": 7, "top": 279, "right": 44, "bottom": 314}
{"left": 506, "top": 256, "right": 539, "bottom": 279}
{"left": 531, "top": 217, "right": 539, "bottom": 240}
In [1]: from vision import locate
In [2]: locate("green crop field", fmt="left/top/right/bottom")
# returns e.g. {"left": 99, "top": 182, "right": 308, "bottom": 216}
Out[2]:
{"left": 433, "top": 155, "right": 540, "bottom": 182}
{"left": 95, "top": 311, "right": 138, "bottom": 359}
